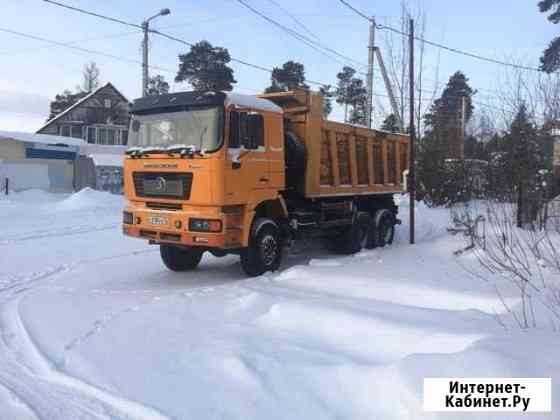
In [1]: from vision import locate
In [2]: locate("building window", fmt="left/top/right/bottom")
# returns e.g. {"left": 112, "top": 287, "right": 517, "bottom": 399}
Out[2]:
{"left": 107, "top": 129, "right": 116, "bottom": 145}
{"left": 60, "top": 125, "right": 71, "bottom": 137}
{"left": 121, "top": 130, "right": 128, "bottom": 145}
{"left": 104, "top": 99, "right": 111, "bottom": 108}
{"left": 86, "top": 127, "right": 96, "bottom": 144}
{"left": 98, "top": 127, "right": 108, "bottom": 145}
{"left": 83, "top": 125, "right": 128, "bottom": 145}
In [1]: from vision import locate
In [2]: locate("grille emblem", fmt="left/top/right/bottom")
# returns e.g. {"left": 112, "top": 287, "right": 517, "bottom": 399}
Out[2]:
{"left": 155, "top": 176, "right": 167, "bottom": 192}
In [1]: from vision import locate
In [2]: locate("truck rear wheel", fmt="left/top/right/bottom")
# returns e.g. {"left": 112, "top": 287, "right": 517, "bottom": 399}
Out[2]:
{"left": 240, "top": 219, "right": 282, "bottom": 277}
{"left": 371, "top": 209, "right": 395, "bottom": 247}
{"left": 160, "top": 245, "right": 203, "bottom": 271}
{"left": 336, "top": 211, "right": 370, "bottom": 254}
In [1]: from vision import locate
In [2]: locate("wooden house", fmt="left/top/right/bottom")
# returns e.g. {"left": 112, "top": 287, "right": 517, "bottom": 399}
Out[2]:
{"left": 36, "top": 82, "right": 130, "bottom": 146}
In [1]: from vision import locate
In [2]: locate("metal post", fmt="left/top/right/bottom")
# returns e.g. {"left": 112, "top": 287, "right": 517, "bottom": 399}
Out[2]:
{"left": 366, "top": 17, "right": 375, "bottom": 128}
{"left": 460, "top": 95, "right": 466, "bottom": 159}
{"left": 142, "top": 21, "right": 149, "bottom": 97}
{"left": 4, "top": 177, "right": 8, "bottom": 195}
{"left": 409, "top": 18, "right": 416, "bottom": 245}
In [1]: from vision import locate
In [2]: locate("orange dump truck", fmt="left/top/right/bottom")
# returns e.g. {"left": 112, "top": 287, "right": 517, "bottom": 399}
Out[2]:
{"left": 123, "top": 89, "right": 409, "bottom": 276}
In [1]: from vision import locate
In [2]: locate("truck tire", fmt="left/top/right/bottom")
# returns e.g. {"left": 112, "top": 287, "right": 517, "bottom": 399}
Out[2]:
{"left": 285, "top": 131, "right": 306, "bottom": 190}
{"left": 371, "top": 209, "right": 395, "bottom": 247}
{"left": 240, "top": 218, "right": 283, "bottom": 277}
{"left": 337, "top": 211, "right": 370, "bottom": 254}
{"left": 160, "top": 245, "right": 203, "bottom": 271}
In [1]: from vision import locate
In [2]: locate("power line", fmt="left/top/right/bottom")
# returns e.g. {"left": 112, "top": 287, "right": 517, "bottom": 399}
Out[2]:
{"left": 0, "top": 26, "right": 175, "bottom": 74}
{"left": 265, "top": 0, "right": 320, "bottom": 41}
{"left": 40, "top": 0, "right": 333, "bottom": 87}
{"left": 336, "top": 0, "right": 372, "bottom": 22}
{"left": 42, "top": 0, "right": 141, "bottom": 29}
{"left": 376, "top": 24, "right": 542, "bottom": 73}
{"left": 233, "top": 0, "right": 367, "bottom": 70}
{"left": 0, "top": 29, "right": 141, "bottom": 56}
{"left": 37, "top": 0, "right": 513, "bottom": 114}
{"left": 336, "top": 0, "right": 542, "bottom": 73}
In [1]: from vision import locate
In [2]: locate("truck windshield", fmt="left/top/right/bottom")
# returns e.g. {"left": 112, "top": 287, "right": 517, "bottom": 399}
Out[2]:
{"left": 128, "top": 107, "right": 223, "bottom": 151}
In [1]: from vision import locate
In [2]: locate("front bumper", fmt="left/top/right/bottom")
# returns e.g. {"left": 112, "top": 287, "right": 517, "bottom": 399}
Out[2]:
{"left": 122, "top": 205, "right": 243, "bottom": 249}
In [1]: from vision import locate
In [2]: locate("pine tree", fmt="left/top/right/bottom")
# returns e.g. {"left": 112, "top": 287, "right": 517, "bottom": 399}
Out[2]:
{"left": 425, "top": 71, "right": 474, "bottom": 159}
{"left": 539, "top": 0, "right": 560, "bottom": 72}
{"left": 347, "top": 78, "right": 368, "bottom": 126}
{"left": 335, "top": 66, "right": 356, "bottom": 122}
{"left": 175, "top": 40, "right": 236, "bottom": 91}
{"left": 48, "top": 89, "right": 89, "bottom": 121}
{"left": 319, "top": 85, "right": 333, "bottom": 118}
{"left": 416, "top": 71, "right": 475, "bottom": 205}
{"left": 147, "top": 75, "right": 170, "bottom": 96}
{"left": 503, "top": 104, "right": 542, "bottom": 226}
{"left": 264, "top": 61, "right": 309, "bottom": 93}
{"left": 381, "top": 114, "right": 399, "bottom": 132}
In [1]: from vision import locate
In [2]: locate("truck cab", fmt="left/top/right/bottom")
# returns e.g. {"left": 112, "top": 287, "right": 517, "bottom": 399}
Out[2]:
{"left": 122, "top": 91, "right": 287, "bottom": 274}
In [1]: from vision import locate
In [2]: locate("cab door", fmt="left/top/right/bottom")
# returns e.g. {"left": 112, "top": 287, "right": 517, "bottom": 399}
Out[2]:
{"left": 225, "top": 110, "right": 270, "bottom": 204}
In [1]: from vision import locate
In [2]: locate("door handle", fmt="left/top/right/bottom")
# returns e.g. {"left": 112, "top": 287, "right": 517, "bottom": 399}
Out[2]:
{"left": 259, "top": 177, "right": 269, "bottom": 182}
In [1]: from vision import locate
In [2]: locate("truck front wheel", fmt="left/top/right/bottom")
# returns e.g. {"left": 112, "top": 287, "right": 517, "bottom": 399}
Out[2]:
{"left": 240, "top": 219, "right": 282, "bottom": 277}
{"left": 160, "top": 245, "right": 203, "bottom": 271}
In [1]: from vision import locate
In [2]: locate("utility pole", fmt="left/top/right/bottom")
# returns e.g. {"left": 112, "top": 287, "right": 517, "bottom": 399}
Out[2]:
{"left": 141, "top": 8, "right": 171, "bottom": 97}
{"left": 142, "top": 22, "right": 149, "bottom": 97}
{"left": 366, "top": 17, "right": 376, "bottom": 128}
{"left": 409, "top": 18, "right": 416, "bottom": 245}
{"left": 460, "top": 95, "right": 466, "bottom": 159}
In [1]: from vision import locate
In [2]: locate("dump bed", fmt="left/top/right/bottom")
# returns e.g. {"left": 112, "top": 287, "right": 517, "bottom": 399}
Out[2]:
{"left": 259, "top": 90, "right": 410, "bottom": 198}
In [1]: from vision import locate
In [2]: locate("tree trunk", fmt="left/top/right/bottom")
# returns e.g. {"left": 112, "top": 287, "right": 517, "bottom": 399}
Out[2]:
{"left": 517, "top": 183, "right": 524, "bottom": 228}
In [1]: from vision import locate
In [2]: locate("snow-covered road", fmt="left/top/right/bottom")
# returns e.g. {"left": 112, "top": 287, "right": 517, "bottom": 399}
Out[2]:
{"left": 1, "top": 189, "right": 558, "bottom": 419}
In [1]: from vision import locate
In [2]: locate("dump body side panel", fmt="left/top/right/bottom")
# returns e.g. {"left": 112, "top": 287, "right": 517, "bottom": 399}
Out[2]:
{"left": 259, "top": 90, "right": 410, "bottom": 199}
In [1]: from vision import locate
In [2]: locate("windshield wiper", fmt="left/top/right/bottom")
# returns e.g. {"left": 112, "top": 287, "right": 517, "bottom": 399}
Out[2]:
{"left": 165, "top": 144, "right": 202, "bottom": 158}
{"left": 125, "top": 146, "right": 166, "bottom": 157}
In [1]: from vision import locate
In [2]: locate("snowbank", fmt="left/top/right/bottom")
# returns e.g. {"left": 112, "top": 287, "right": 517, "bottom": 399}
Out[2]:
{"left": 52, "top": 187, "right": 123, "bottom": 212}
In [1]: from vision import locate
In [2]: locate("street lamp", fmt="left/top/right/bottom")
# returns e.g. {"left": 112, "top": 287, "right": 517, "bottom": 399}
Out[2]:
{"left": 142, "top": 8, "right": 171, "bottom": 97}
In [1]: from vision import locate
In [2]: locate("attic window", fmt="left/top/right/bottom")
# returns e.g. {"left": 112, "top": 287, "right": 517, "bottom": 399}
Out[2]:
{"left": 104, "top": 99, "right": 111, "bottom": 108}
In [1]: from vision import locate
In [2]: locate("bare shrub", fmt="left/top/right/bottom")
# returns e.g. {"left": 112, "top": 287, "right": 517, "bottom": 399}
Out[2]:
{"left": 469, "top": 200, "right": 560, "bottom": 329}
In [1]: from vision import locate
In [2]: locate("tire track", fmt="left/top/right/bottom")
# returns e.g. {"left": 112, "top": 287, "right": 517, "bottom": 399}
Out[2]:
{"left": 0, "top": 224, "right": 119, "bottom": 245}
{"left": 0, "top": 247, "right": 169, "bottom": 419}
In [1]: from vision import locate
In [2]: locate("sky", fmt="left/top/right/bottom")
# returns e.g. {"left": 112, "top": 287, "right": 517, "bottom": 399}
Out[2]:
{"left": 0, "top": 0, "right": 557, "bottom": 132}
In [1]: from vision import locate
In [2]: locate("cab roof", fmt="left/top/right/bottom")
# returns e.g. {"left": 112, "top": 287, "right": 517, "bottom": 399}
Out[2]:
{"left": 130, "top": 91, "right": 282, "bottom": 115}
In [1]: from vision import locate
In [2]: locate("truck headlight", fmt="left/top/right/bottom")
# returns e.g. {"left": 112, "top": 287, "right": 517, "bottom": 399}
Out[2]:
{"left": 189, "top": 218, "right": 222, "bottom": 232}
{"left": 123, "top": 211, "right": 133, "bottom": 224}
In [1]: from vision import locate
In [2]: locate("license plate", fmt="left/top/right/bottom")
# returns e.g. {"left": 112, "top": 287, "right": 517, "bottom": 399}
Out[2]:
{"left": 149, "top": 215, "right": 169, "bottom": 226}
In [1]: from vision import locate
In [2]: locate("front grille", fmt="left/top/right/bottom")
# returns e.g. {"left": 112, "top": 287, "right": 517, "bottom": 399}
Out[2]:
{"left": 146, "top": 202, "right": 182, "bottom": 211}
{"left": 133, "top": 172, "right": 193, "bottom": 199}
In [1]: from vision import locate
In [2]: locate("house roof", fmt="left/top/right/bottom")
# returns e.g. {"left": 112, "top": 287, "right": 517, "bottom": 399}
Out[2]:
{"left": 0, "top": 130, "right": 85, "bottom": 147}
{"left": 36, "top": 82, "right": 129, "bottom": 133}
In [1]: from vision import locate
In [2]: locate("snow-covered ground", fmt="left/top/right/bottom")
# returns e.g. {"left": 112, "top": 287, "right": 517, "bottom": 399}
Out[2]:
{"left": 0, "top": 189, "right": 558, "bottom": 419}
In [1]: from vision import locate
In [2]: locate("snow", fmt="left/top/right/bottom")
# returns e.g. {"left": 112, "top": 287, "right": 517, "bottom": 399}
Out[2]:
{"left": 89, "top": 154, "right": 124, "bottom": 167}
{"left": 225, "top": 92, "right": 283, "bottom": 114}
{"left": 0, "top": 130, "right": 85, "bottom": 147}
{"left": 0, "top": 190, "right": 558, "bottom": 419}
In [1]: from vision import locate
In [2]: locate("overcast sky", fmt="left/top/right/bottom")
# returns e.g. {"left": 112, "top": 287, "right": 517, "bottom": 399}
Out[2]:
{"left": 0, "top": 0, "right": 556, "bottom": 132}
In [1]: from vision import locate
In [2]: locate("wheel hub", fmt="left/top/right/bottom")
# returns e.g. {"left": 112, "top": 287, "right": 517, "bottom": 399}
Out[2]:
{"left": 260, "top": 235, "right": 278, "bottom": 266}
